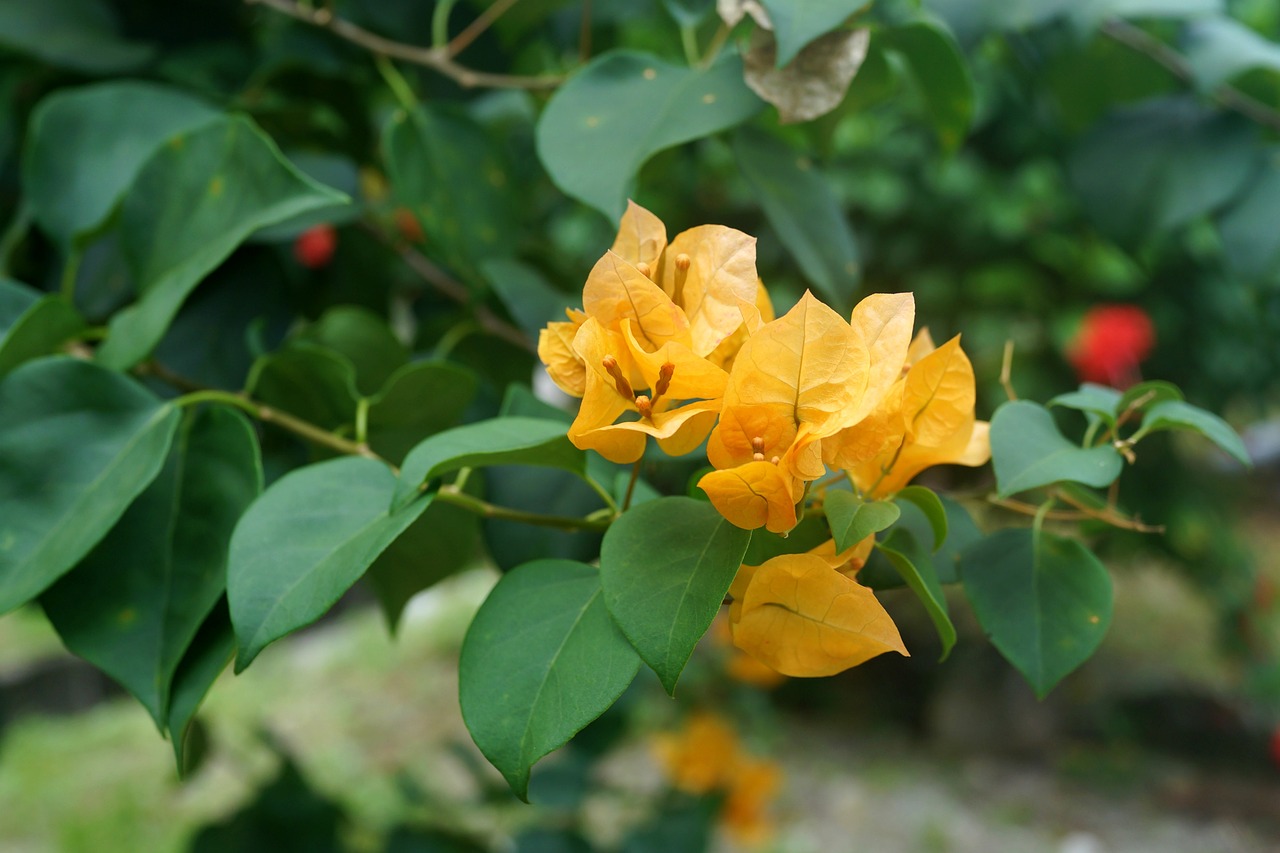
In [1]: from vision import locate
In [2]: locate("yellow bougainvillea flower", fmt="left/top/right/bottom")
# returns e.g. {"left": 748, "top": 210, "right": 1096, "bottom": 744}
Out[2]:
{"left": 567, "top": 316, "right": 725, "bottom": 463}
{"left": 698, "top": 290, "right": 914, "bottom": 532}
{"left": 730, "top": 553, "right": 907, "bottom": 677}
{"left": 537, "top": 307, "right": 588, "bottom": 396}
{"left": 832, "top": 331, "right": 991, "bottom": 498}
{"left": 723, "top": 757, "right": 782, "bottom": 847}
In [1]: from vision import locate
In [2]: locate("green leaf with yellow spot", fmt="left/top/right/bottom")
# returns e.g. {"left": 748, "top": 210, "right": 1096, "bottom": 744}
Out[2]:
{"left": 96, "top": 116, "right": 349, "bottom": 370}
{"left": 536, "top": 49, "right": 764, "bottom": 220}
{"left": 43, "top": 405, "right": 261, "bottom": 728}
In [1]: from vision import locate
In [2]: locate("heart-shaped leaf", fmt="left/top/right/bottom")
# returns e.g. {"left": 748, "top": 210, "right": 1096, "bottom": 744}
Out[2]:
{"left": 1132, "top": 399, "right": 1251, "bottom": 466}
{"left": 823, "top": 490, "right": 899, "bottom": 553}
{"left": 990, "top": 400, "right": 1124, "bottom": 497}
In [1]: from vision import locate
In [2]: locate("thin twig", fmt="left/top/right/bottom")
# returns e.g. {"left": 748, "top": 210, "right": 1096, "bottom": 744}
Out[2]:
{"left": 999, "top": 339, "right": 1018, "bottom": 402}
{"left": 365, "top": 224, "right": 537, "bottom": 354}
{"left": 1100, "top": 18, "right": 1280, "bottom": 135}
{"left": 622, "top": 460, "right": 641, "bottom": 511}
{"left": 437, "top": 485, "right": 612, "bottom": 531}
{"left": 990, "top": 494, "right": 1165, "bottom": 533}
{"left": 447, "top": 0, "right": 521, "bottom": 58}
{"left": 244, "top": 0, "right": 564, "bottom": 90}
{"left": 579, "top": 0, "right": 593, "bottom": 62}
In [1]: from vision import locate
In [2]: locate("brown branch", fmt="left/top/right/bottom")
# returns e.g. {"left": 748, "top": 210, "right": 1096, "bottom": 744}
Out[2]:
{"left": 244, "top": 0, "right": 564, "bottom": 90}
{"left": 366, "top": 224, "right": 537, "bottom": 354}
{"left": 447, "top": 0, "right": 521, "bottom": 58}
{"left": 990, "top": 494, "right": 1165, "bottom": 534}
{"left": 1100, "top": 18, "right": 1280, "bottom": 135}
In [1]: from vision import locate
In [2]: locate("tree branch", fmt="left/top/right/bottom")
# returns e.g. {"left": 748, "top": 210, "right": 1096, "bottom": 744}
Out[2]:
{"left": 244, "top": 0, "right": 565, "bottom": 90}
{"left": 1100, "top": 17, "right": 1280, "bottom": 135}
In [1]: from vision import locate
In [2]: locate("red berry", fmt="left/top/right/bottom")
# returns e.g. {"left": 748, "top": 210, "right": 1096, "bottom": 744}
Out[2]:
{"left": 1066, "top": 304, "right": 1155, "bottom": 388}
{"left": 294, "top": 224, "right": 337, "bottom": 269}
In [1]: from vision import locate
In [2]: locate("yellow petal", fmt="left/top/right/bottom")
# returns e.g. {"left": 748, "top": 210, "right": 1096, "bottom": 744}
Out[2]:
{"left": 906, "top": 326, "right": 935, "bottom": 365}
{"left": 901, "top": 334, "right": 975, "bottom": 446}
{"left": 537, "top": 317, "right": 587, "bottom": 397}
{"left": 957, "top": 419, "right": 991, "bottom": 466}
{"left": 661, "top": 225, "right": 758, "bottom": 357}
{"left": 584, "top": 399, "right": 720, "bottom": 460}
{"left": 652, "top": 712, "right": 740, "bottom": 794}
{"left": 619, "top": 319, "right": 728, "bottom": 401}
{"left": 822, "top": 381, "right": 904, "bottom": 472}
{"left": 698, "top": 461, "right": 799, "bottom": 534}
{"left": 732, "top": 554, "right": 907, "bottom": 677}
{"left": 807, "top": 535, "right": 875, "bottom": 577}
{"left": 846, "top": 292, "right": 915, "bottom": 425}
{"left": 610, "top": 200, "right": 667, "bottom": 269}
{"left": 582, "top": 251, "right": 690, "bottom": 351}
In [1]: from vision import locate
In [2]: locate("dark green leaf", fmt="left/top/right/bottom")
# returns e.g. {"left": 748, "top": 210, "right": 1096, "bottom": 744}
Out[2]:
{"left": 960, "top": 528, "right": 1112, "bottom": 697}
{"left": 823, "top": 490, "right": 899, "bottom": 553}
{"left": 42, "top": 406, "right": 260, "bottom": 726}
{"left": 895, "top": 486, "right": 947, "bottom": 551}
{"left": 924, "top": 0, "right": 1074, "bottom": 42}
{"left": 246, "top": 343, "right": 360, "bottom": 431}
{"left": 0, "top": 0, "right": 155, "bottom": 74}
{"left": 990, "top": 400, "right": 1124, "bottom": 497}
{"left": 395, "top": 417, "right": 585, "bottom": 507}
{"left": 1117, "top": 379, "right": 1183, "bottom": 413}
{"left": 228, "top": 456, "right": 430, "bottom": 669}
{"left": 599, "top": 497, "right": 751, "bottom": 694}
{"left": 1183, "top": 15, "right": 1280, "bottom": 90}
{"left": 297, "top": 306, "right": 409, "bottom": 396}
{"left": 22, "top": 81, "right": 218, "bottom": 248}
{"left": 1067, "top": 98, "right": 1259, "bottom": 246}
{"left": 880, "top": 16, "right": 974, "bottom": 150}
{"left": 383, "top": 105, "right": 516, "bottom": 279}
{"left": 1133, "top": 399, "right": 1251, "bottom": 466}
{"left": 385, "top": 827, "right": 489, "bottom": 853}
{"left": 459, "top": 559, "right": 640, "bottom": 799}
{"left": 877, "top": 528, "right": 956, "bottom": 660}
{"left": 482, "top": 258, "right": 575, "bottom": 338}
{"left": 513, "top": 828, "right": 594, "bottom": 853}
{"left": 0, "top": 278, "right": 84, "bottom": 378}
{"left": 537, "top": 49, "right": 763, "bottom": 219}
{"left": 1217, "top": 151, "right": 1280, "bottom": 280}
{"left": 1049, "top": 383, "right": 1122, "bottom": 428}
{"left": 759, "top": 0, "right": 860, "bottom": 66}
{"left": 96, "top": 116, "right": 349, "bottom": 369}
{"left": 167, "top": 601, "right": 235, "bottom": 775}
{"left": 366, "top": 362, "right": 478, "bottom": 463}
{"left": 733, "top": 127, "right": 859, "bottom": 309}
{"left": 621, "top": 796, "right": 718, "bottom": 853}
{"left": 741, "top": 513, "right": 831, "bottom": 564}
{"left": 935, "top": 497, "right": 981, "bottom": 584}
{"left": 1069, "top": 0, "right": 1223, "bottom": 31}
{"left": 0, "top": 357, "right": 180, "bottom": 613}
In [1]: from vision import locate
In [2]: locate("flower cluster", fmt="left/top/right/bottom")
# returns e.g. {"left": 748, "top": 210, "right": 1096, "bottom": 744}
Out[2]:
{"left": 538, "top": 203, "right": 991, "bottom": 677}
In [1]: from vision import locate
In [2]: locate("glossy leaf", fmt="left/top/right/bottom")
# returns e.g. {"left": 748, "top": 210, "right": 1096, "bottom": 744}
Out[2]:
{"left": 733, "top": 127, "right": 860, "bottom": 309}
{"left": 0, "top": 357, "right": 180, "bottom": 614}
{"left": 1133, "top": 399, "right": 1251, "bottom": 466}
{"left": 537, "top": 49, "right": 763, "bottom": 219}
{"left": 297, "top": 306, "right": 409, "bottom": 396}
{"left": 880, "top": 17, "right": 974, "bottom": 150}
{"left": 167, "top": 602, "right": 235, "bottom": 774}
{"left": 823, "top": 490, "right": 899, "bottom": 553}
{"left": 600, "top": 497, "right": 751, "bottom": 694}
{"left": 395, "top": 417, "right": 585, "bottom": 507}
{"left": 366, "top": 361, "right": 478, "bottom": 463}
{"left": 990, "top": 400, "right": 1124, "bottom": 497}
{"left": 228, "top": 456, "right": 430, "bottom": 669}
{"left": 42, "top": 406, "right": 260, "bottom": 727}
{"left": 22, "top": 81, "right": 218, "bottom": 248}
{"left": 459, "top": 559, "right": 641, "bottom": 799}
{"left": 246, "top": 343, "right": 360, "bottom": 431}
{"left": 1049, "top": 383, "right": 1122, "bottom": 428}
{"left": 483, "top": 258, "right": 575, "bottom": 338}
{"left": 0, "top": 278, "right": 84, "bottom": 377}
{"left": 960, "top": 528, "right": 1112, "bottom": 697}
{"left": 0, "top": 0, "right": 154, "bottom": 74}
{"left": 1117, "top": 379, "right": 1183, "bottom": 412}
{"left": 96, "top": 116, "right": 349, "bottom": 369}
{"left": 759, "top": 0, "right": 862, "bottom": 67}
{"left": 876, "top": 528, "right": 956, "bottom": 660}
{"left": 896, "top": 485, "right": 947, "bottom": 551}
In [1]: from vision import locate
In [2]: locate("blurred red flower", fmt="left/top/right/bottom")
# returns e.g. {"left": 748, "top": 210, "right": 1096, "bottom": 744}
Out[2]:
{"left": 294, "top": 224, "right": 337, "bottom": 269}
{"left": 1066, "top": 304, "right": 1155, "bottom": 389}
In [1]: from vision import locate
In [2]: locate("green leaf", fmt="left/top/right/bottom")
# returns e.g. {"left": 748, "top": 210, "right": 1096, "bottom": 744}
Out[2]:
{"left": 1184, "top": 15, "right": 1280, "bottom": 90}
{"left": 0, "top": 357, "right": 181, "bottom": 614}
{"left": 1067, "top": 97, "right": 1260, "bottom": 246}
{"left": 960, "top": 528, "right": 1112, "bottom": 698}
{"left": 1217, "top": 151, "right": 1280, "bottom": 280}
{"left": 383, "top": 106, "right": 516, "bottom": 279}
{"left": 167, "top": 601, "right": 235, "bottom": 776}
{"left": 663, "top": 0, "right": 715, "bottom": 28}
{"left": 395, "top": 417, "right": 586, "bottom": 508}
{"left": 459, "top": 559, "right": 641, "bottom": 799}
{"left": 935, "top": 497, "right": 981, "bottom": 584}
{"left": 96, "top": 116, "right": 349, "bottom": 370}
{"left": 1133, "top": 400, "right": 1251, "bottom": 466}
{"left": 536, "top": 49, "right": 763, "bottom": 219}
{"left": 1070, "top": 0, "right": 1224, "bottom": 31}
{"left": 245, "top": 343, "right": 359, "bottom": 432}
{"left": 0, "top": 278, "right": 84, "bottom": 378}
{"left": 1049, "top": 383, "right": 1122, "bottom": 428}
{"left": 758, "top": 0, "right": 860, "bottom": 67}
{"left": 482, "top": 258, "right": 575, "bottom": 339}
{"left": 297, "top": 306, "right": 409, "bottom": 397}
{"left": 896, "top": 485, "right": 947, "bottom": 551}
{"left": 880, "top": 16, "right": 974, "bottom": 151}
{"left": 22, "top": 81, "right": 219, "bottom": 248}
{"left": 990, "top": 400, "right": 1124, "bottom": 497}
{"left": 42, "top": 406, "right": 261, "bottom": 727}
{"left": 732, "top": 127, "right": 860, "bottom": 310}
{"left": 366, "top": 362, "right": 478, "bottom": 464}
{"left": 823, "top": 490, "right": 900, "bottom": 553}
{"left": 742, "top": 513, "right": 831, "bottom": 564}
{"left": 876, "top": 528, "right": 956, "bottom": 661}
{"left": 1117, "top": 379, "right": 1183, "bottom": 413}
{"left": 0, "top": 0, "right": 154, "bottom": 74}
{"left": 366, "top": 491, "right": 481, "bottom": 633}
{"left": 599, "top": 497, "right": 750, "bottom": 695}
{"left": 228, "top": 456, "right": 430, "bottom": 669}
{"left": 924, "top": 0, "right": 1074, "bottom": 41}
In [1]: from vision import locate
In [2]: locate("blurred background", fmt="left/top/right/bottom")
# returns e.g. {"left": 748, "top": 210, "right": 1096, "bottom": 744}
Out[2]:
{"left": 1, "top": 0, "right": 1279, "bottom": 850}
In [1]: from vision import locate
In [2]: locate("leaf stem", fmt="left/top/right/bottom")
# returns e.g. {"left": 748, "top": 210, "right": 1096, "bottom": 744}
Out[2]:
{"left": 446, "top": 0, "right": 520, "bottom": 58}
{"left": 700, "top": 23, "right": 730, "bottom": 69}
{"left": 582, "top": 472, "right": 619, "bottom": 513}
{"left": 622, "top": 460, "right": 641, "bottom": 510}
{"left": 436, "top": 485, "right": 612, "bottom": 532}
{"left": 431, "top": 0, "right": 459, "bottom": 48}
{"left": 375, "top": 55, "right": 419, "bottom": 111}
{"left": 59, "top": 249, "right": 82, "bottom": 302}
{"left": 680, "top": 24, "right": 701, "bottom": 66}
